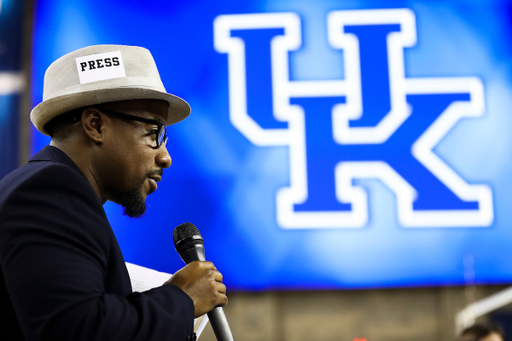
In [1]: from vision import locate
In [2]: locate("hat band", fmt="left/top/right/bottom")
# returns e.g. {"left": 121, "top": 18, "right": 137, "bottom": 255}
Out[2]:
{"left": 43, "top": 76, "right": 167, "bottom": 101}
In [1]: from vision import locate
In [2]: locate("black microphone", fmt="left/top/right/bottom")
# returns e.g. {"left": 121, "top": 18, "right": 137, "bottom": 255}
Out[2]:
{"left": 173, "top": 222, "right": 235, "bottom": 341}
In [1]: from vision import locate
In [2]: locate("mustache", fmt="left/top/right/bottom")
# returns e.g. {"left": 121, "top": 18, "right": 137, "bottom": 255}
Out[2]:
{"left": 147, "top": 169, "right": 163, "bottom": 178}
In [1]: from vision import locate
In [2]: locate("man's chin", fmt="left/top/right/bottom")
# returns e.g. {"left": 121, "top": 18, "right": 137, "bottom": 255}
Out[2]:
{"left": 117, "top": 188, "right": 147, "bottom": 218}
{"left": 122, "top": 204, "right": 147, "bottom": 218}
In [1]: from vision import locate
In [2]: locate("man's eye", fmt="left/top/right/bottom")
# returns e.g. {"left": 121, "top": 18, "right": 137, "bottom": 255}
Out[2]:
{"left": 149, "top": 129, "right": 159, "bottom": 139}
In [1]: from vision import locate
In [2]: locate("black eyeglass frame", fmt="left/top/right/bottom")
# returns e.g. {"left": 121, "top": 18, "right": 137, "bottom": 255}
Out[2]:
{"left": 97, "top": 107, "right": 168, "bottom": 148}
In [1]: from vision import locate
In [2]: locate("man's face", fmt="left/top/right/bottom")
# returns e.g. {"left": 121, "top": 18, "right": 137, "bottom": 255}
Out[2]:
{"left": 97, "top": 99, "right": 171, "bottom": 217}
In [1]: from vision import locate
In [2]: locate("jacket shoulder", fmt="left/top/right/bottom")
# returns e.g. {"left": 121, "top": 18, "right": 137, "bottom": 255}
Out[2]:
{"left": 0, "top": 160, "right": 98, "bottom": 207}
{"left": 0, "top": 160, "right": 107, "bottom": 242}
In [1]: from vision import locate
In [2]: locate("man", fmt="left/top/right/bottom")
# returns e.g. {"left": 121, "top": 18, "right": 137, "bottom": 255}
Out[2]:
{"left": 0, "top": 45, "right": 227, "bottom": 340}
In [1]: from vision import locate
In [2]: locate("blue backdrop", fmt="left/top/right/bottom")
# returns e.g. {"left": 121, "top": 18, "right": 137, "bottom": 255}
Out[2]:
{"left": 32, "top": 0, "right": 512, "bottom": 290}
{"left": 0, "top": 0, "right": 24, "bottom": 178}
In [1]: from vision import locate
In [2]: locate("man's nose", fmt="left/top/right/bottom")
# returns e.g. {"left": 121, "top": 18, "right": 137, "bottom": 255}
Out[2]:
{"left": 156, "top": 146, "right": 172, "bottom": 169}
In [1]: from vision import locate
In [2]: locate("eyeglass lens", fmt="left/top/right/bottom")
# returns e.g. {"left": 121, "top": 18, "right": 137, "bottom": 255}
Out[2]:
{"left": 157, "top": 125, "right": 168, "bottom": 147}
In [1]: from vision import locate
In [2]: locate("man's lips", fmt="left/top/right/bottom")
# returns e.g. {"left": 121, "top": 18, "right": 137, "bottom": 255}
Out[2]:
{"left": 148, "top": 175, "right": 162, "bottom": 182}
{"left": 147, "top": 174, "right": 162, "bottom": 193}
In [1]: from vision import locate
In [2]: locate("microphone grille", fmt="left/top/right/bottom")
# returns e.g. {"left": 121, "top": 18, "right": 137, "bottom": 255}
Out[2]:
{"left": 173, "top": 222, "right": 203, "bottom": 247}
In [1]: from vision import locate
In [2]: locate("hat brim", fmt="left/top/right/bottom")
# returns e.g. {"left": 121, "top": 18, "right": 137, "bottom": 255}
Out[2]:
{"left": 31, "top": 87, "right": 191, "bottom": 136}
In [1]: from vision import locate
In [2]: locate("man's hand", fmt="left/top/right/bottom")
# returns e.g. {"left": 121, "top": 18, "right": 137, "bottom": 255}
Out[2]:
{"left": 166, "top": 261, "right": 228, "bottom": 317}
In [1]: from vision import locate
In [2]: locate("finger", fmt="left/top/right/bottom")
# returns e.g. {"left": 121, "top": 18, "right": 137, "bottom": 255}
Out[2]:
{"left": 217, "top": 294, "right": 228, "bottom": 307}
{"left": 213, "top": 270, "right": 223, "bottom": 283}
{"left": 215, "top": 282, "right": 227, "bottom": 295}
{"left": 199, "top": 261, "right": 217, "bottom": 271}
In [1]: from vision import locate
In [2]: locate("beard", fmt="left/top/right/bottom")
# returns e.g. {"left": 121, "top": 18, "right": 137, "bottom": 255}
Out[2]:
{"left": 119, "top": 184, "right": 147, "bottom": 218}
{"left": 117, "top": 170, "right": 162, "bottom": 218}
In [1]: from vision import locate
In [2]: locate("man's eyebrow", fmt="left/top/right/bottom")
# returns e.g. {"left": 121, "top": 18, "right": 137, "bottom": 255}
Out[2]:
{"left": 142, "top": 115, "right": 165, "bottom": 125}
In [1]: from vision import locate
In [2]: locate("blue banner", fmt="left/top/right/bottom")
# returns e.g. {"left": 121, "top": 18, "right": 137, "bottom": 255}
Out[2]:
{"left": 32, "top": 0, "right": 512, "bottom": 290}
{"left": 0, "top": 0, "right": 24, "bottom": 178}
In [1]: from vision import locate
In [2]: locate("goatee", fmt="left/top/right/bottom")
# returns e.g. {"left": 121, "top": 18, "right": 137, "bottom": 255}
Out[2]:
{"left": 119, "top": 187, "right": 146, "bottom": 218}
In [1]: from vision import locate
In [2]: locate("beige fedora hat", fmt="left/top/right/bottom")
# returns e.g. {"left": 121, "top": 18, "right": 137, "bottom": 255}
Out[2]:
{"left": 31, "top": 44, "right": 191, "bottom": 136}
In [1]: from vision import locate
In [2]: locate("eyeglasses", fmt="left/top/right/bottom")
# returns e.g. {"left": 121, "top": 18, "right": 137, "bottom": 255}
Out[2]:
{"left": 97, "top": 107, "right": 168, "bottom": 148}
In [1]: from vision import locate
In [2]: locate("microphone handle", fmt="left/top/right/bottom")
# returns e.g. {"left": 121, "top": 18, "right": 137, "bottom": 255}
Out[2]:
{"left": 208, "top": 307, "right": 235, "bottom": 341}
{"left": 179, "top": 244, "right": 235, "bottom": 341}
{"left": 180, "top": 245, "right": 206, "bottom": 263}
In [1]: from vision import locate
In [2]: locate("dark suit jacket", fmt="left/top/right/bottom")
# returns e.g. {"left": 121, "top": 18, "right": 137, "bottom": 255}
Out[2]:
{"left": 0, "top": 146, "right": 195, "bottom": 340}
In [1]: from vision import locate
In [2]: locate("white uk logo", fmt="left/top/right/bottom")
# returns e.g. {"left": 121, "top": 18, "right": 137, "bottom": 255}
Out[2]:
{"left": 214, "top": 9, "right": 493, "bottom": 229}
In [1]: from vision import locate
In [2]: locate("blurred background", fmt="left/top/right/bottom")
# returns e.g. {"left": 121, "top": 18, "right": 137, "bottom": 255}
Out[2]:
{"left": 5, "top": 0, "right": 512, "bottom": 340}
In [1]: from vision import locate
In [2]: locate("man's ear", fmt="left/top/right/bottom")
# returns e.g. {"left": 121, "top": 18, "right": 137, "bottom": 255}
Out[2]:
{"left": 81, "top": 108, "right": 105, "bottom": 143}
